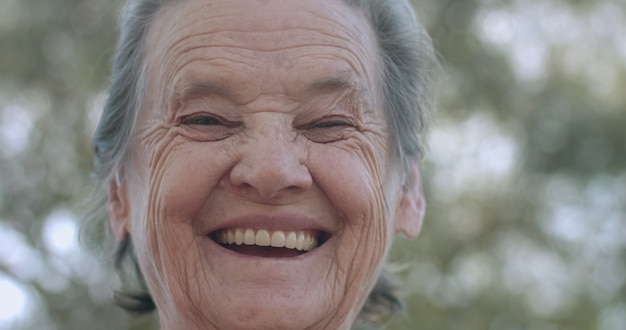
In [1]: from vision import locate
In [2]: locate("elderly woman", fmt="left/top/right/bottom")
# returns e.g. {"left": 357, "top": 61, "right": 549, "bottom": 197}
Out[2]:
{"left": 92, "top": 0, "right": 437, "bottom": 328}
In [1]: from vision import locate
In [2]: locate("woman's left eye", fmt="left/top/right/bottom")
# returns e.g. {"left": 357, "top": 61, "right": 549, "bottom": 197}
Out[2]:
{"left": 314, "top": 120, "right": 351, "bottom": 129}
{"left": 300, "top": 118, "right": 355, "bottom": 143}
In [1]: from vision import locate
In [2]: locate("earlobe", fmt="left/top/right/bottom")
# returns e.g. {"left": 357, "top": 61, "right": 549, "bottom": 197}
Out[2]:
{"left": 394, "top": 163, "right": 426, "bottom": 238}
{"left": 107, "top": 172, "right": 130, "bottom": 242}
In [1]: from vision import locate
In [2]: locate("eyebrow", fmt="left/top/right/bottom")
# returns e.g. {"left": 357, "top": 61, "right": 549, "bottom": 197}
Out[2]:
{"left": 172, "top": 82, "right": 241, "bottom": 103}
{"left": 302, "top": 73, "right": 374, "bottom": 111}
{"left": 304, "top": 75, "right": 357, "bottom": 95}
{"left": 170, "top": 71, "right": 364, "bottom": 105}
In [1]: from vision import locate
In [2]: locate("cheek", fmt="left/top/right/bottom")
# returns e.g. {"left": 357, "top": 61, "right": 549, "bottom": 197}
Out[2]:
{"left": 309, "top": 139, "right": 393, "bottom": 253}
{"left": 312, "top": 137, "right": 390, "bottom": 214}
{"left": 148, "top": 140, "right": 230, "bottom": 225}
{"left": 127, "top": 137, "right": 231, "bottom": 301}
{"left": 307, "top": 139, "right": 395, "bottom": 313}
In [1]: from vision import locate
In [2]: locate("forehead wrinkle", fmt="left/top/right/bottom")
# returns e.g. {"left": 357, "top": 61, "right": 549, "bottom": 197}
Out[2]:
{"left": 161, "top": 50, "right": 261, "bottom": 110}
{"left": 147, "top": 0, "right": 378, "bottom": 62}
{"left": 145, "top": 0, "right": 382, "bottom": 112}
{"left": 159, "top": 38, "right": 369, "bottom": 106}
{"left": 150, "top": 0, "right": 376, "bottom": 55}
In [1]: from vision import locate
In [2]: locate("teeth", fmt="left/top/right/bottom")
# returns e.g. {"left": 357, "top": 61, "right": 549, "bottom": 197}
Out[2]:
{"left": 296, "top": 231, "right": 305, "bottom": 251}
{"left": 256, "top": 230, "right": 270, "bottom": 247}
{"left": 235, "top": 229, "right": 244, "bottom": 245}
{"left": 270, "top": 231, "right": 286, "bottom": 248}
{"left": 244, "top": 229, "right": 255, "bottom": 245}
{"left": 215, "top": 228, "right": 319, "bottom": 252}
{"left": 285, "top": 232, "right": 297, "bottom": 249}
{"left": 227, "top": 230, "right": 235, "bottom": 244}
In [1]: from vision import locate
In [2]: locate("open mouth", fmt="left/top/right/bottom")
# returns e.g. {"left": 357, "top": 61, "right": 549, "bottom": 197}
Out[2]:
{"left": 211, "top": 228, "right": 330, "bottom": 258}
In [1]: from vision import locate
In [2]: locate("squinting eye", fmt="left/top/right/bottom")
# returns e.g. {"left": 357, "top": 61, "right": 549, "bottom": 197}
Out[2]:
{"left": 300, "top": 118, "right": 355, "bottom": 143}
{"left": 178, "top": 113, "right": 238, "bottom": 142}
{"left": 182, "top": 115, "right": 223, "bottom": 126}
{"left": 314, "top": 120, "right": 351, "bottom": 129}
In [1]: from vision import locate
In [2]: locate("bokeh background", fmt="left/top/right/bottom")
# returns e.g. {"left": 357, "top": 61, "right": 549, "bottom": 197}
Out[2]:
{"left": 1, "top": 0, "right": 624, "bottom": 329}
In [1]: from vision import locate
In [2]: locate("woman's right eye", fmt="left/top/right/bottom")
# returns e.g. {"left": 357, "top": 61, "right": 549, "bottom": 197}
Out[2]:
{"left": 179, "top": 114, "right": 236, "bottom": 141}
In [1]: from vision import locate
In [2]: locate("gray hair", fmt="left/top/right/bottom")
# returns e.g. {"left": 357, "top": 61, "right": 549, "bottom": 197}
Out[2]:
{"left": 91, "top": 0, "right": 438, "bottom": 324}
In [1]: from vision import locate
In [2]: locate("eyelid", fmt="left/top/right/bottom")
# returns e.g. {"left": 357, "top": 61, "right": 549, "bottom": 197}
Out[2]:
{"left": 180, "top": 113, "right": 237, "bottom": 127}
{"left": 314, "top": 119, "right": 352, "bottom": 128}
{"left": 297, "top": 115, "right": 357, "bottom": 144}
{"left": 176, "top": 113, "right": 239, "bottom": 142}
{"left": 302, "top": 115, "right": 355, "bottom": 129}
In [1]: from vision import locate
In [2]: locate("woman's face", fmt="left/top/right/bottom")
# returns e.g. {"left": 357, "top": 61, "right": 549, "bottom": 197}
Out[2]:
{"left": 108, "top": 0, "right": 424, "bottom": 328}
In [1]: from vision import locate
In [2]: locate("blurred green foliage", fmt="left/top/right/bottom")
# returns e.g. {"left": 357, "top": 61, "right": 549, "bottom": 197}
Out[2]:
{"left": 0, "top": 0, "right": 624, "bottom": 329}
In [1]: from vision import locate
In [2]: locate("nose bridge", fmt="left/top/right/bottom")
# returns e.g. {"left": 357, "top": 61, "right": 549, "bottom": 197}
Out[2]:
{"left": 229, "top": 114, "right": 310, "bottom": 199}
{"left": 248, "top": 115, "right": 297, "bottom": 162}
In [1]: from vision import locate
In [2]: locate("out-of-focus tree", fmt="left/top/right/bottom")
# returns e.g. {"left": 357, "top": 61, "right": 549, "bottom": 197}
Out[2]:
{"left": 389, "top": 0, "right": 626, "bottom": 329}
{"left": 0, "top": 0, "right": 623, "bottom": 329}
{"left": 0, "top": 0, "right": 155, "bottom": 328}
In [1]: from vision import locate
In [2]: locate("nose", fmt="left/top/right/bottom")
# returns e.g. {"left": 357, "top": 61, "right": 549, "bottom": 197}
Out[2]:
{"left": 228, "top": 124, "right": 312, "bottom": 200}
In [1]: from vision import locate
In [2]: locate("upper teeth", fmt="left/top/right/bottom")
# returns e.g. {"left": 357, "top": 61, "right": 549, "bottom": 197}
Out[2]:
{"left": 215, "top": 228, "right": 318, "bottom": 252}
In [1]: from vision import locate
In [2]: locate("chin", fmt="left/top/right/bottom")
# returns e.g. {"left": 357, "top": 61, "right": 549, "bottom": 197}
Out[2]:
{"left": 162, "top": 295, "right": 354, "bottom": 330}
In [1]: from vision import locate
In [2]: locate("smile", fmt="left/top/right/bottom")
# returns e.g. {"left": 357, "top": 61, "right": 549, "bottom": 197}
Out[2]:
{"left": 211, "top": 228, "right": 328, "bottom": 257}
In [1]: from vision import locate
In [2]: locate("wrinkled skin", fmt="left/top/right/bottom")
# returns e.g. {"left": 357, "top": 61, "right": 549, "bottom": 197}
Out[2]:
{"left": 107, "top": 0, "right": 425, "bottom": 329}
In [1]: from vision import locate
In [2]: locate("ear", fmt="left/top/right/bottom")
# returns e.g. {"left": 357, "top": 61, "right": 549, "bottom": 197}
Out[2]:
{"left": 107, "top": 172, "right": 130, "bottom": 242}
{"left": 394, "top": 163, "right": 426, "bottom": 238}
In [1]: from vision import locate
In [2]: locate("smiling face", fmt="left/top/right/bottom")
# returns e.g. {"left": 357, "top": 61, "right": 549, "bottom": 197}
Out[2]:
{"left": 107, "top": 0, "right": 424, "bottom": 328}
